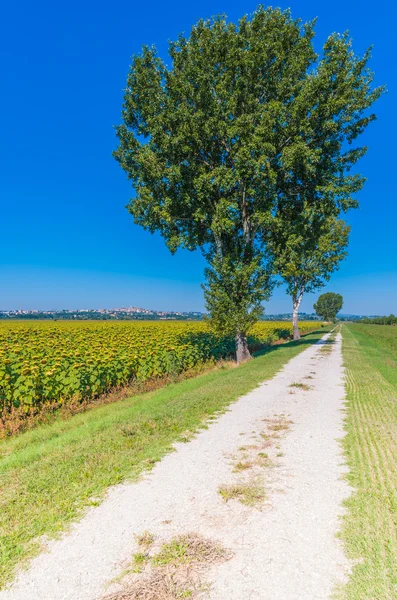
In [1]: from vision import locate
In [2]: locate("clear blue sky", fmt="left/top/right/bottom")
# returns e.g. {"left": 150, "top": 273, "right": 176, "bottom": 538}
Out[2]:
{"left": 1, "top": 0, "right": 395, "bottom": 314}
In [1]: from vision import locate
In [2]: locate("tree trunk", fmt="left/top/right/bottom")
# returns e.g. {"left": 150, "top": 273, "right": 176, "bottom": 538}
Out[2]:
{"left": 235, "top": 332, "right": 251, "bottom": 364}
{"left": 292, "top": 294, "right": 303, "bottom": 341}
{"left": 214, "top": 233, "right": 223, "bottom": 260}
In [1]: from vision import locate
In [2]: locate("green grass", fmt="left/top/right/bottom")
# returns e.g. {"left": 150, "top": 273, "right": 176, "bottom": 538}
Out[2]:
{"left": 131, "top": 551, "right": 149, "bottom": 573}
{"left": 150, "top": 533, "right": 230, "bottom": 568}
{"left": 339, "top": 324, "right": 397, "bottom": 599}
{"left": 289, "top": 382, "right": 312, "bottom": 391}
{"left": 0, "top": 328, "right": 326, "bottom": 588}
{"left": 151, "top": 537, "right": 194, "bottom": 567}
{"left": 218, "top": 481, "right": 265, "bottom": 507}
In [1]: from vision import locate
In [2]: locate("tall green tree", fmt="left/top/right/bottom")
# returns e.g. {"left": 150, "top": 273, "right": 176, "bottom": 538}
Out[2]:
{"left": 114, "top": 6, "right": 383, "bottom": 360}
{"left": 314, "top": 292, "right": 344, "bottom": 322}
{"left": 114, "top": 7, "right": 318, "bottom": 360}
{"left": 269, "top": 212, "right": 349, "bottom": 340}
{"left": 260, "top": 20, "right": 383, "bottom": 339}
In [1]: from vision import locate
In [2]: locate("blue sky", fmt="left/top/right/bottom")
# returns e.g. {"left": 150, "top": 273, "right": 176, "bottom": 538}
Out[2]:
{"left": 0, "top": 0, "right": 395, "bottom": 314}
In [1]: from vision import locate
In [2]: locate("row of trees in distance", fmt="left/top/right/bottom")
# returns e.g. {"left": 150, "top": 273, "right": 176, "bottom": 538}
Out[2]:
{"left": 115, "top": 6, "right": 383, "bottom": 361}
{"left": 361, "top": 314, "right": 397, "bottom": 325}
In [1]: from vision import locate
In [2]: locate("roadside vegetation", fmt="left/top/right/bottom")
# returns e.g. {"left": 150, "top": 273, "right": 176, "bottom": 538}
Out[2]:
{"left": 0, "top": 328, "right": 327, "bottom": 589}
{"left": 340, "top": 324, "right": 397, "bottom": 599}
{"left": 0, "top": 320, "right": 321, "bottom": 437}
{"left": 360, "top": 314, "right": 397, "bottom": 325}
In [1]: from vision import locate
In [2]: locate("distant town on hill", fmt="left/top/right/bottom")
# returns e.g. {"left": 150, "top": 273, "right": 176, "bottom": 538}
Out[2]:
{"left": 0, "top": 307, "right": 372, "bottom": 321}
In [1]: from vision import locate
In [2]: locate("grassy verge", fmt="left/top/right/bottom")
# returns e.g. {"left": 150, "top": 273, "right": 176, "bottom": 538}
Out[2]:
{"left": 0, "top": 328, "right": 327, "bottom": 589}
{"left": 339, "top": 324, "right": 397, "bottom": 599}
{"left": 0, "top": 358, "right": 230, "bottom": 438}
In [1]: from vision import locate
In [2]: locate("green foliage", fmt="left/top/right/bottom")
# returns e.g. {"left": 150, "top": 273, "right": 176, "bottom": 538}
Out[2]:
{"left": 267, "top": 209, "right": 349, "bottom": 340}
{"left": 114, "top": 6, "right": 383, "bottom": 345}
{"left": 269, "top": 213, "right": 350, "bottom": 306}
{"left": 203, "top": 255, "right": 272, "bottom": 338}
{"left": 314, "top": 292, "right": 344, "bottom": 322}
{"left": 114, "top": 8, "right": 318, "bottom": 254}
{"left": 0, "top": 321, "right": 230, "bottom": 419}
{"left": 361, "top": 314, "right": 397, "bottom": 325}
{"left": 0, "top": 321, "right": 322, "bottom": 421}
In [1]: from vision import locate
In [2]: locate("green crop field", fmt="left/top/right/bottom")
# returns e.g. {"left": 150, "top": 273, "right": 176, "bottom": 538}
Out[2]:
{"left": 340, "top": 324, "right": 397, "bottom": 599}
{"left": 0, "top": 320, "right": 322, "bottom": 430}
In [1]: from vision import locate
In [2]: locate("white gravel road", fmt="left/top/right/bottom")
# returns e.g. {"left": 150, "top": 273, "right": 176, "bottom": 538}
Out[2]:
{"left": 1, "top": 331, "right": 351, "bottom": 600}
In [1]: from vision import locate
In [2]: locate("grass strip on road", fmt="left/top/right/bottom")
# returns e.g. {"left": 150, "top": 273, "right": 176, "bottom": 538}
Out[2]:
{"left": 0, "top": 328, "right": 326, "bottom": 589}
{"left": 340, "top": 324, "right": 397, "bottom": 599}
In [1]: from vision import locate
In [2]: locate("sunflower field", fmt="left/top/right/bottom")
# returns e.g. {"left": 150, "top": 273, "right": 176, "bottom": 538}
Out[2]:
{"left": 0, "top": 320, "right": 322, "bottom": 417}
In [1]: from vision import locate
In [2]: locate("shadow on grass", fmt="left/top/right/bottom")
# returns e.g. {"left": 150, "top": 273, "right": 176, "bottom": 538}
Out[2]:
{"left": 177, "top": 328, "right": 326, "bottom": 364}
{"left": 253, "top": 330, "right": 327, "bottom": 359}
{"left": 177, "top": 327, "right": 295, "bottom": 362}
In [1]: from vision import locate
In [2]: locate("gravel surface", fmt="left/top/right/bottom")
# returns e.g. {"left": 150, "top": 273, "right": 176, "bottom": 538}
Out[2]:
{"left": 0, "top": 331, "right": 351, "bottom": 600}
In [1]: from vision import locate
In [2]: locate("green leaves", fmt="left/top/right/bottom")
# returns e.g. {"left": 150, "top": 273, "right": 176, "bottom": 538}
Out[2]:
{"left": 314, "top": 292, "right": 344, "bottom": 322}
{"left": 269, "top": 211, "right": 350, "bottom": 299}
{"left": 0, "top": 321, "right": 322, "bottom": 421}
{"left": 114, "top": 6, "right": 382, "bottom": 351}
{"left": 114, "top": 7, "right": 319, "bottom": 256}
{"left": 203, "top": 254, "right": 272, "bottom": 338}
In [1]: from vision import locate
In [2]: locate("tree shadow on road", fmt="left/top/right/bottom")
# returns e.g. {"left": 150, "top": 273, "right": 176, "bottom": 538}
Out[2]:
{"left": 252, "top": 330, "right": 329, "bottom": 359}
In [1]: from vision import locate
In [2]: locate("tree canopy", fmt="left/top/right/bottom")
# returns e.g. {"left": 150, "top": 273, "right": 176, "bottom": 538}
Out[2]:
{"left": 203, "top": 254, "right": 272, "bottom": 362}
{"left": 268, "top": 211, "right": 350, "bottom": 338}
{"left": 314, "top": 292, "right": 344, "bottom": 322}
{"left": 114, "top": 6, "right": 383, "bottom": 359}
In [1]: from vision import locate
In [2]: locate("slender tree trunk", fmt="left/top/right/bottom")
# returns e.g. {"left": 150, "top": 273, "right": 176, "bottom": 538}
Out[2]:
{"left": 235, "top": 331, "right": 251, "bottom": 364}
{"left": 214, "top": 233, "right": 223, "bottom": 260}
{"left": 292, "top": 292, "right": 303, "bottom": 341}
{"left": 240, "top": 181, "right": 254, "bottom": 257}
